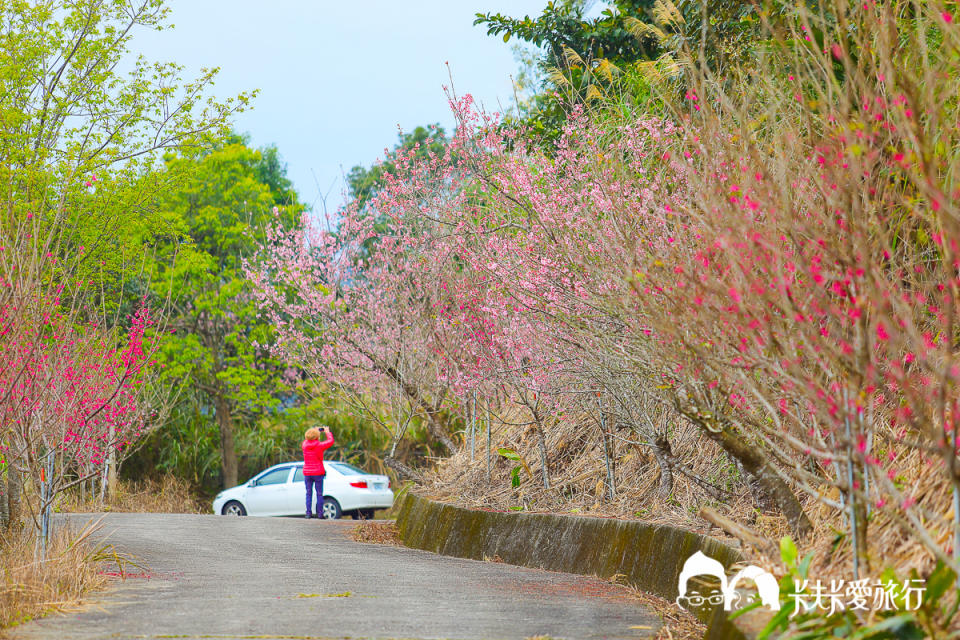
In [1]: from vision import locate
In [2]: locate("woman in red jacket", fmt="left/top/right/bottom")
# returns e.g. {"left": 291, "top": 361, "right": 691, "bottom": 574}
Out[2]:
{"left": 302, "top": 426, "right": 335, "bottom": 518}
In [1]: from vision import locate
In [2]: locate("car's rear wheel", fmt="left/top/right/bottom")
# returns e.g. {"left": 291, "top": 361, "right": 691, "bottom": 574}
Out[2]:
{"left": 222, "top": 500, "right": 246, "bottom": 516}
{"left": 359, "top": 508, "right": 376, "bottom": 520}
{"left": 321, "top": 497, "right": 342, "bottom": 520}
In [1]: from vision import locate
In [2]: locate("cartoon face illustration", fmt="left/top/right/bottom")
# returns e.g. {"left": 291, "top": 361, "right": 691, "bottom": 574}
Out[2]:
{"left": 676, "top": 552, "right": 782, "bottom": 612}
{"left": 730, "top": 587, "right": 760, "bottom": 610}
{"left": 676, "top": 551, "right": 728, "bottom": 611}
{"left": 726, "top": 565, "right": 781, "bottom": 611}
{"left": 680, "top": 584, "right": 725, "bottom": 609}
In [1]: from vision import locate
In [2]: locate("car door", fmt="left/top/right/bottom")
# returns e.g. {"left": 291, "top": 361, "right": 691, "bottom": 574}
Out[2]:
{"left": 322, "top": 464, "right": 358, "bottom": 511}
{"left": 244, "top": 466, "right": 295, "bottom": 516}
{"left": 289, "top": 465, "right": 307, "bottom": 513}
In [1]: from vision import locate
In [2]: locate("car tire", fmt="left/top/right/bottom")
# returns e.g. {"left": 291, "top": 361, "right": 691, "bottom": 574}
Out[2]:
{"left": 321, "top": 497, "right": 342, "bottom": 520}
{"left": 222, "top": 500, "right": 246, "bottom": 516}
{"left": 359, "top": 508, "right": 376, "bottom": 520}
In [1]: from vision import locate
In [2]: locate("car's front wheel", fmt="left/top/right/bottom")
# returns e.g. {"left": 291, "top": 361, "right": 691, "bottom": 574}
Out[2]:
{"left": 321, "top": 497, "right": 342, "bottom": 520}
{"left": 222, "top": 500, "right": 246, "bottom": 516}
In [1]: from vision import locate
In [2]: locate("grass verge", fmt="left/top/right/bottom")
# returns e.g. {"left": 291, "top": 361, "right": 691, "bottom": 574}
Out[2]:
{"left": 57, "top": 475, "right": 206, "bottom": 514}
{"left": 0, "top": 520, "right": 123, "bottom": 632}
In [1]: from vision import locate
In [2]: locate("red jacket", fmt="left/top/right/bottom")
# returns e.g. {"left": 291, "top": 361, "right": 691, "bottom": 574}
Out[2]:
{"left": 302, "top": 433, "right": 334, "bottom": 475}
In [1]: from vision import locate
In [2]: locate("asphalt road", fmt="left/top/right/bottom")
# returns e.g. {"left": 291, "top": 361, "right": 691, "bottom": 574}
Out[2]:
{"left": 8, "top": 513, "right": 660, "bottom": 640}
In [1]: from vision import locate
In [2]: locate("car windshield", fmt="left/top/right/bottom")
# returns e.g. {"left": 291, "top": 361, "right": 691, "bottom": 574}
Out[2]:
{"left": 329, "top": 461, "right": 367, "bottom": 475}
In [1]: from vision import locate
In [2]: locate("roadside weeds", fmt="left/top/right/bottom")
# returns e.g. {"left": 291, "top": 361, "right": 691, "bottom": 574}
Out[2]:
{"left": 0, "top": 520, "right": 130, "bottom": 633}
{"left": 57, "top": 475, "right": 206, "bottom": 514}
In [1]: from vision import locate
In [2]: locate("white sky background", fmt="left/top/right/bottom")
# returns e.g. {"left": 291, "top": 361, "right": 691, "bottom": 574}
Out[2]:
{"left": 131, "top": 1, "right": 550, "bottom": 214}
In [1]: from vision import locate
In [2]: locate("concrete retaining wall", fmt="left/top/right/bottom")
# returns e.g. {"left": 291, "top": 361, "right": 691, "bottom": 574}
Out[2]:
{"left": 395, "top": 492, "right": 758, "bottom": 639}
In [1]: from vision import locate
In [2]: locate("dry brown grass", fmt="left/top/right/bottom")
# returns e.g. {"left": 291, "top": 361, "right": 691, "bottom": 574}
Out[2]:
{"left": 56, "top": 475, "right": 206, "bottom": 514}
{"left": 600, "top": 574, "right": 705, "bottom": 640}
{"left": 0, "top": 521, "right": 118, "bottom": 632}
{"left": 421, "top": 405, "right": 948, "bottom": 586}
{"left": 644, "top": 594, "right": 705, "bottom": 640}
{"left": 423, "top": 408, "right": 761, "bottom": 545}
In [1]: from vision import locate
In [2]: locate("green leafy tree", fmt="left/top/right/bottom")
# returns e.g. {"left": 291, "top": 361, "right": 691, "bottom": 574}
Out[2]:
{"left": 478, "top": 1, "right": 767, "bottom": 75}
{"left": 477, "top": 1, "right": 662, "bottom": 145}
{"left": 476, "top": 1, "right": 658, "bottom": 67}
{"left": 477, "top": 1, "right": 766, "bottom": 144}
{"left": 0, "top": 0, "right": 251, "bottom": 296}
{"left": 149, "top": 136, "right": 302, "bottom": 489}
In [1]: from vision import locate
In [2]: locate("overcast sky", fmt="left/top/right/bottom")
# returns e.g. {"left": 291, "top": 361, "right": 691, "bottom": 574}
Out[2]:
{"left": 132, "top": 1, "right": 548, "bottom": 213}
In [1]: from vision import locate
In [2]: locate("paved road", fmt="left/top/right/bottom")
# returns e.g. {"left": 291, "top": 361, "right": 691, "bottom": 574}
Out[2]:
{"left": 9, "top": 513, "right": 659, "bottom": 640}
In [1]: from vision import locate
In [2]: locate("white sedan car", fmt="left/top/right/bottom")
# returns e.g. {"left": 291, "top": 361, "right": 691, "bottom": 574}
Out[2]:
{"left": 212, "top": 461, "right": 393, "bottom": 519}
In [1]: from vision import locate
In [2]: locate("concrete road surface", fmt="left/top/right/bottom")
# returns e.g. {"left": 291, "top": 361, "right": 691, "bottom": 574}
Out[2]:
{"left": 8, "top": 513, "right": 660, "bottom": 640}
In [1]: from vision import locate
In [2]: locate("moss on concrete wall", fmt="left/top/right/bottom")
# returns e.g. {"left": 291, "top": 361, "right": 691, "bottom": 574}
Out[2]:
{"left": 395, "top": 492, "right": 757, "bottom": 640}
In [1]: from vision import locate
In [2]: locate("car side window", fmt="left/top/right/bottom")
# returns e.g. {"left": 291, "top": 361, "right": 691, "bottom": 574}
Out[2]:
{"left": 292, "top": 467, "right": 304, "bottom": 482}
{"left": 256, "top": 467, "right": 291, "bottom": 486}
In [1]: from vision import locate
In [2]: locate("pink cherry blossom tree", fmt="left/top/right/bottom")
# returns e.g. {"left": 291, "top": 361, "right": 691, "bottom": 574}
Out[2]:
{"left": 250, "top": 2, "right": 960, "bottom": 587}
{"left": 0, "top": 206, "right": 163, "bottom": 553}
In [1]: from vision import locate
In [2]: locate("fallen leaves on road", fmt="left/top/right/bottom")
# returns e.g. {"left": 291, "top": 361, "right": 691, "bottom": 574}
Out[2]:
{"left": 609, "top": 579, "right": 705, "bottom": 640}
{"left": 349, "top": 520, "right": 401, "bottom": 546}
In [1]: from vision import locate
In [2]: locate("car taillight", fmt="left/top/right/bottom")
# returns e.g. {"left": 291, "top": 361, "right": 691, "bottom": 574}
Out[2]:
{"left": 388, "top": 480, "right": 391, "bottom": 489}
{"left": 349, "top": 481, "right": 368, "bottom": 489}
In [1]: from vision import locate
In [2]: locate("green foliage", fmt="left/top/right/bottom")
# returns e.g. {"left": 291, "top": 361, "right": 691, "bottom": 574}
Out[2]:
{"left": 0, "top": 0, "right": 250, "bottom": 312}
{"left": 125, "top": 389, "right": 402, "bottom": 494}
{"left": 480, "top": 1, "right": 770, "bottom": 146}
{"left": 125, "top": 127, "right": 439, "bottom": 488}
{"left": 150, "top": 136, "right": 300, "bottom": 400}
{"left": 140, "top": 135, "right": 305, "bottom": 487}
{"left": 254, "top": 143, "right": 298, "bottom": 206}
{"left": 497, "top": 447, "right": 530, "bottom": 488}
{"left": 780, "top": 535, "right": 799, "bottom": 568}
{"left": 478, "top": 1, "right": 660, "bottom": 145}
{"left": 236, "top": 393, "right": 398, "bottom": 481}
{"left": 125, "top": 394, "right": 221, "bottom": 490}
{"left": 476, "top": 1, "right": 659, "bottom": 68}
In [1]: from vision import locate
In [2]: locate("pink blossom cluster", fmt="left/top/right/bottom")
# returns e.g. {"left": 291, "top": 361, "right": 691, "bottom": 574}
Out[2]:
{"left": 0, "top": 296, "right": 157, "bottom": 470}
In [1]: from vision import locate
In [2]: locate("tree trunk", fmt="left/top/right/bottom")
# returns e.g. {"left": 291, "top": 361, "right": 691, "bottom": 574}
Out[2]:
{"left": 651, "top": 435, "right": 674, "bottom": 499}
{"left": 729, "top": 454, "right": 776, "bottom": 513}
{"left": 848, "top": 455, "right": 870, "bottom": 577}
{"left": 0, "top": 469, "right": 8, "bottom": 530}
{"left": 6, "top": 466, "right": 20, "bottom": 531}
{"left": 485, "top": 411, "right": 491, "bottom": 483}
{"left": 384, "top": 455, "right": 423, "bottom": 483}
{"left": 381, "top": 363, "right": 455, "bottom": 454}
{"left": 852, "top": 492, "right": 869, "bottom": 576}
{"left": 424, "top": 410, "right": 456, "bottom": 454}
{"left": 601, "top": 428, "right": 616, "bottom": 501}
{"left": 106, "top": 454, "right": 118, "bottom": 503}
{"left": 533, "top": 416, "right": 550, "bottom": 490}
{"left": 106, "top": 422, "right": 117, "bottom": 502}
{"left": 216, "top": 395, "right": 238, "bottom": 489}
{"left": 690, "top": 415, "right": 813, "bottom": 540}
